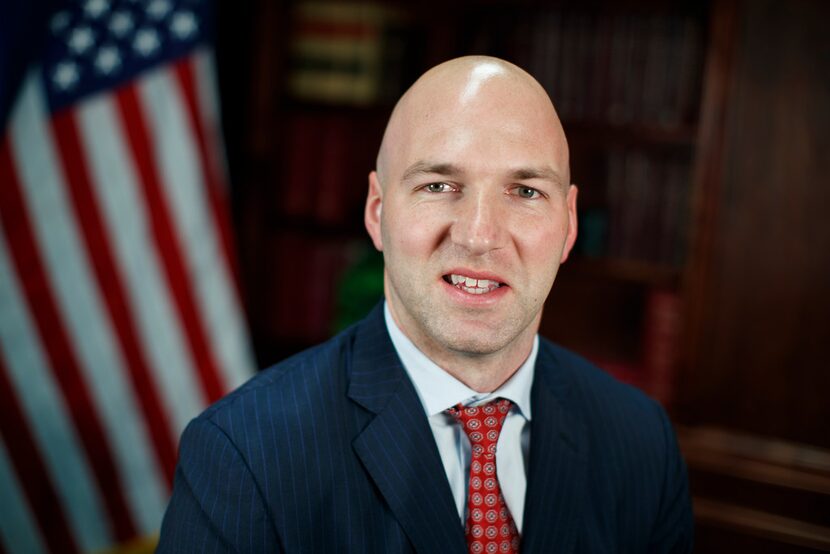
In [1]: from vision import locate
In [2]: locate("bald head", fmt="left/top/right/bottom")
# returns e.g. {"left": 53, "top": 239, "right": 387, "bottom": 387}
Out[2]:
{"left": 375, "top": 56, "right": 570, "bottom": 187}
{"left": 363, "top": 56, "right": 579, "bottom": 386}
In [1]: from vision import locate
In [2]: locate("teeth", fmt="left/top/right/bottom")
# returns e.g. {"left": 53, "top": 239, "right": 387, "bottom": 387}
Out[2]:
{"left": 447, "top": 273, "right": 502, "bottom": 293}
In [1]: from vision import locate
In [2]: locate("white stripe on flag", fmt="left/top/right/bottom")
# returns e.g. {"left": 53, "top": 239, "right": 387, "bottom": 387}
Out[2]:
{"left": 0, "top": 225, "right": 110, "bottom": 552}
{"left": 191, "top": 52, "right": 255, "bottom": 386}
{"left": 77, "top": 94, "right": 206, "bottom": 438}
{"left": 0, "top": 437, "right": 48, "bottom": 554}
{"left": 139, "top": 65, "right": 254, "bottom": 390}
{"left": 9, "top": 74, "right": 167, "bottom": 535}
{"left": 0, "top": 438, "right": 45, "bottom": 554}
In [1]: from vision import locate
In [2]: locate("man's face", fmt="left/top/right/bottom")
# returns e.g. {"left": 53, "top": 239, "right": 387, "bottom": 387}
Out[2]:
{"left": 366, "top": 68, "right": 577, "bottom": 366}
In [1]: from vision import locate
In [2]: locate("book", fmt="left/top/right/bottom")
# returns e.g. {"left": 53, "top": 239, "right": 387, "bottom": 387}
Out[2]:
{"left": 642, "top": 288, "right": 683, "bottom": 406}
{"left": 284, "top": 114, "right": 322, "bottom": 220}
{"left": 287, "top": 1, "right": 408, "bottom": 106}
{"left": 512, "top": 8, "right": 703, "bottom": 127}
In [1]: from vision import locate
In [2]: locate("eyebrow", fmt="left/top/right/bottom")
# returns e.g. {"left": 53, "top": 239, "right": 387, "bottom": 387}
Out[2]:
{"left": 400, "top": 160, "right": 565, "bottom": 186}
{"left": 400, "top": 161, "right": 463, "bottom": 182}
{"left": 509, "top": 166, "right": 562, "bottom": 183}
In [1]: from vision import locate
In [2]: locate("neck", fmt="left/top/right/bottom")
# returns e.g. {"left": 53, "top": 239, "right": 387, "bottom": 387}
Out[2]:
{"left": 387, "top": 304, "right": 538, "bottom": 393}
{"left": 429, "top": 338, "right": 534, "bottom": 392}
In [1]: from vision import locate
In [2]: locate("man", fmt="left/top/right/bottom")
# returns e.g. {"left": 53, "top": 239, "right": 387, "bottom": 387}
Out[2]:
{"left": 158, "top": 56, "right": 693, "bottom": 553}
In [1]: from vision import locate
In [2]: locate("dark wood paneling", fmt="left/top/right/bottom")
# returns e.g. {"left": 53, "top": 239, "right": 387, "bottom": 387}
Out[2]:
{"left": 678, "top": 1, "right": 830, "bottom": 550}
{"left": 678, "top": 0, "right": 830, "bottom": 448}
{"left": 679, "top": 426, "right": 830, "bottom": 551}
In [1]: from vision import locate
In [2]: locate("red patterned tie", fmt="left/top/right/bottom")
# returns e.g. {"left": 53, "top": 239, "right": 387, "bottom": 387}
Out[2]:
{"left": 447, "top": 398, "right": 520, "bottom": 554}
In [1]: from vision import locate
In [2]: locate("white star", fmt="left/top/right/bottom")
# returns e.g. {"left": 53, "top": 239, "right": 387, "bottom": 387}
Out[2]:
{"left": 147, "top": 0, "right": 172, "bottom": 20}
{"left": 108, "top": 11, "right": 134, "bottom": 37}
{"left": 50, "top": 11, "right": 71, "bottom": 35}
{"left": 133, "top": 28, "right": 161, "bottom": 57}
{"left": 68, "top": 26, "right": 96, "bottom": 55}
{"left": 52, "top": 61, "right": 80, "bottom": 91}
{"left": 95, "top": 45, "right": 122, "bottom": 75}
{"left": 170, "top": 11, "right": 198, "bottom": 40}
{"left": 84, "top": 0, "right": 110, "bottom": 19}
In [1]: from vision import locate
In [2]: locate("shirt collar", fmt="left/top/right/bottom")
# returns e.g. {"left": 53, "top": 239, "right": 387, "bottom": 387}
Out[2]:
{"left": 384, "top": 301, "right": 535, "bottom": 420}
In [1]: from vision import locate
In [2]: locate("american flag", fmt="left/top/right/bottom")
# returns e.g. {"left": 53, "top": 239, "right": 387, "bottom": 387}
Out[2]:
{"left": 0, "top": 0, "right": 255, "bottom": 552}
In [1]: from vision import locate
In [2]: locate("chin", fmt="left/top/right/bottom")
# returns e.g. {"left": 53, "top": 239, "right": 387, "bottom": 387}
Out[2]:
{"left": 439, "top": 330, "right": 516, "bottom": 358}
{"left": 444, "top": 309, "right": 536, "bottom": 348}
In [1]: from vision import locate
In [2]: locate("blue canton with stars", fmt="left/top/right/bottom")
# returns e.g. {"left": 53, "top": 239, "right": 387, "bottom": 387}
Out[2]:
{"left": 43, "top": 0, "right": 213, "bottom": 113}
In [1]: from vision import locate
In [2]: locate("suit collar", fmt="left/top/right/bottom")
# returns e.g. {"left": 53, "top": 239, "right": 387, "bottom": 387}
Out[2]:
{"left": 348, "top": 303, "right": 466, "bottom": 554}
{"left": 521, "top": 341, "right": 588, "bottom": 553}
{"left": 347, "top": 305, "right": 588, "bottom": 552}
{"left": 345, "top": 302, "right": 406, "bottom": 413}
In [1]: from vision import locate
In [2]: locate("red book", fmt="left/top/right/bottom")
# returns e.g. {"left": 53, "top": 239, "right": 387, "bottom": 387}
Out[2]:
{"left": 284, "top": 115, "right": 322, "bottom": 220}
{"left": 316, "top": 116, "right": 349, "bottom": 225}
{"left": 593, "top": 358, "right": 647, "bottom": 391}
{"left": 642, "top": 288, "right": 683, "bottom": 406}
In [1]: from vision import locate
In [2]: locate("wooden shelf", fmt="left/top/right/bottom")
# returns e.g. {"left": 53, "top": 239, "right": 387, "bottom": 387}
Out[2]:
{"left": 279, "top": 97, "right": 396, "bottom": 117}
{"left": 567, "top": 257, "right": 682, "bottom": 288}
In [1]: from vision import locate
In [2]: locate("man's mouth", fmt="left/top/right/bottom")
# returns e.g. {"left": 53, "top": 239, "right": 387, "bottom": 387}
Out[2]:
{"left": 443, "top": 273, "right": 505, "bottom": 295}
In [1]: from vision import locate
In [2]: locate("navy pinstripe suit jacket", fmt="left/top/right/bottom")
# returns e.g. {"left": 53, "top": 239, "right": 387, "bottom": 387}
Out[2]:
{"left": 158, "top": 302, "right": 693, "bottom": 553}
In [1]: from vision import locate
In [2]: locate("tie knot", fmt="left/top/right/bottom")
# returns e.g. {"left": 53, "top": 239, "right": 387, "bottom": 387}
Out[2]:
{"left": 447, "top": 398, "right": 512, "bottom": 458}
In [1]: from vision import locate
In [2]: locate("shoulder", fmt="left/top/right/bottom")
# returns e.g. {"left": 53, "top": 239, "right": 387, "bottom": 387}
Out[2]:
{"left": 535, "top": 339, "right": 691, "bottom": 522}
{"left": 533, "top": 344, "right": 692, "bottom": 549}
{"left": 194, "top": 321, "right": 363, "bottom": 438}
{"left": 536, "top": 338, "right": 675, "bottom": 452}
{"left": 160, "top": 322, "right": 369, "bottom": 550}
{"left": 538, "top": 338, "right": 661, "bottom": 411}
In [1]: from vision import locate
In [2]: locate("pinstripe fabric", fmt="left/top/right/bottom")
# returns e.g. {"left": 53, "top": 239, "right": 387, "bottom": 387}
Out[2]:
{"left": 521, "top": 345, "right": 693, "bottom": 553}
{"left": 158, "top": 302, "right": 693, "bottom": 553}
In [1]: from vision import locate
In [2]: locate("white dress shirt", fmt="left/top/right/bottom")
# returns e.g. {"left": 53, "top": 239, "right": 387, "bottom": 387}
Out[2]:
{"left": 383, "top": 303, "right": 536, "bottom": 533}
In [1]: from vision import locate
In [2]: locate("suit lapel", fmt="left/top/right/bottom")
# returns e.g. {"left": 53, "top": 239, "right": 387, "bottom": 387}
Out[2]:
{"left": 348, "top": 304, "right": 466, "bottom": 554}
{"left": 521, "top": 344, "right": 588, "bottom": 553}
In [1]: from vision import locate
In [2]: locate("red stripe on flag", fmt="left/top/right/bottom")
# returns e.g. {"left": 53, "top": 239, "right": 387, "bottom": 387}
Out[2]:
{"left": 0, "top": 141, "right": 137, "bottom": 541}
{"left": 114, "top": 86, "right": 225, "bottom": 403}
{"left": 0, "top": 355, "right": 79, "bottom": 554}
{"left": 173, "top": 57, "right": 243, "bottom": 303}
{"left": 51, "top": 110, "right": 177, "bottom": 488}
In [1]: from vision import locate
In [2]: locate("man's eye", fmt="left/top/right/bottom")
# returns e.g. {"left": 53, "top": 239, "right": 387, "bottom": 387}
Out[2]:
{"left": 425, "top": 182, "right": 452, "bottom": 193}
{"left": 513, "top": 186, "right": 541, "bottom": 199}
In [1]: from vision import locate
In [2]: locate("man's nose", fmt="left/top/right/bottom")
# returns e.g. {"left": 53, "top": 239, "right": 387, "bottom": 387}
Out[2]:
{"left": 449, "top": 192, "right": 506, "bottom": 255}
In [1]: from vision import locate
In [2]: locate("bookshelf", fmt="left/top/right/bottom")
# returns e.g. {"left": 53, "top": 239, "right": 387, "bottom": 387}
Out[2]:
{"left": 224, "top": 0, "right": 711, "bottom": 400}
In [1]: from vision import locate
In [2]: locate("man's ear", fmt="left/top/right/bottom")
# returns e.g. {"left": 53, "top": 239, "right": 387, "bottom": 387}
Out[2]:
{"left": 560, "top": 184, "right": 579, "bottom": 263}
{"left": 364, "top": 171, "right": 384, "bottom": 251}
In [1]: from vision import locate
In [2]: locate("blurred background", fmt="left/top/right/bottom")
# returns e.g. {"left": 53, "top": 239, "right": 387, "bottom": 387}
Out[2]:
{"left": 1, "top": 0, "right": 828, "bottom": 552}
{"left": 224, "top": 0, "right": 830, "bottom": 546}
